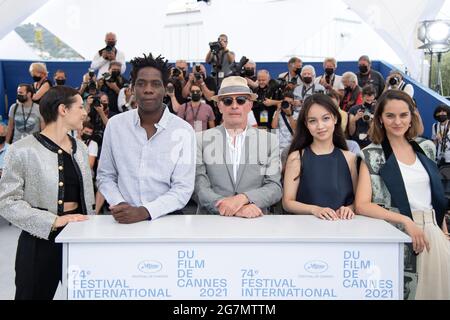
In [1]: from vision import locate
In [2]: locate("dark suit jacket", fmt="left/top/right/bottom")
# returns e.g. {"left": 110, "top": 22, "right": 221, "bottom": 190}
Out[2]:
{"left": 379, "top": 139, "right": 447, "bottom": 227}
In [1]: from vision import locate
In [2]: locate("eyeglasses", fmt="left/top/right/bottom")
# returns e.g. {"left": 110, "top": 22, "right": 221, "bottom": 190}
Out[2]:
{"left": 220, "top": 96, "right": 249, "bottom": 106}
{"left": 191, "top": 90, "right": 201, "bottom": 94}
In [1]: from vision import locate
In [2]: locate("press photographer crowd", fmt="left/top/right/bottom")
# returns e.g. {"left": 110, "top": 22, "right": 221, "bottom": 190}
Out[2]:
{"left": 1, "top": 33, "right": 437, "bottom": 173}
{"left": 1, "top": 30, "right": 450, "bottom": 301}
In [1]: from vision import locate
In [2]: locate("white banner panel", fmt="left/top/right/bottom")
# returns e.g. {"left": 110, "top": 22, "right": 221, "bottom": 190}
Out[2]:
{"left": 67, "top": 242, "right": 401, "bottom": 300}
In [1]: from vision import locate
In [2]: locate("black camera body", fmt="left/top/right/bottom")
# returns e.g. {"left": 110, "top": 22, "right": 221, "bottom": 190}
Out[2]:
{"left": 92, "top": 96, "right": 101, "bottom": 107}
{"left": 389, "top": 77, "right": 400, "bottom": 86}
{"left": 194, "top": 65, "right": 203, "bottom": 81}
{"left": 281, "top": 101, "right": 291, "bottom": 109}
{"left": 87, "top": 80, "right": 97, "bottom": 91}
{"left": 360, "top": 107, "right": 374, "bottom": 122}
{"left": 229, "top": 56, "right": 249, "bottom": 77}
{"left": 209, "top": 41, "right": 221, "bottom": 53}
{"left": 102, "top": 72, "right": 117, "bottom": 82}
{"left": 172, "top": 68, "right": 182, "bottom": 78}
{"left": 88, "top": 68, "right": 95, "bottom": 78}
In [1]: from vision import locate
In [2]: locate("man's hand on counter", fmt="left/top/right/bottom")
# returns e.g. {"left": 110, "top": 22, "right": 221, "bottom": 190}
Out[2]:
{"left": 110, "top": 202, "right": 151, "bottom": 224}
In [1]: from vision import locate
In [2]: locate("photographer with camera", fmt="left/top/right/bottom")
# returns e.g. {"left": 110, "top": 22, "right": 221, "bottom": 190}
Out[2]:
{"left": 182, "top": 64, "right": 216, "bottom": 102}
{"left": 90, "top": 32, "right": 126, "bottom": 78}
{"left": 316, "top": 57, "right": 344, "bottom": 93}
{"left": 348, "top": 85, "right": 376, "bottom": 148}
{"left": 86, "top": 93, "right": 109, "bottom": 144}
{"left": 79, "top": 68, "right": 98, "bottom": 98}
{"left": 117, "top": 84, "right": 137, "bottom": 112}
{"left": 432, "top": 104, "right": 450, "bottom": 166}
{"left": 168, "top": 65, "right": 189, "bottom": 106}
{"left": 205, "top": 34, "right": 235, "bottom": 86}
{"left": 293, "top": 65, "right": 325, "bottom": 105}
{"left": 278, "top": 57, "right": 303, "bottom": 90}
{"left": 242, "top": 60, "right": 258, "bottom": 89}
{"left": 175, "top": 60, "right": 189, "bottom": 81}
{"left": 341, "top": 71, "right": 363, "bottom": 112}
{"left": 356, "top": 55, "right": 385, "bottom": 99}
{"left": 98, "top": 61, "right": 127, "bottom": 117}
{"left": 252, "top": 70, "right": 282, "bottom": 130}
{"left": 271, "top": 91, "right": 299, "bottom": 157}
{"left": 169, "top": 84, "right": 216, "bottom": 132}
{"left": 384, "top": 70, "right": 414, "bottom": 98}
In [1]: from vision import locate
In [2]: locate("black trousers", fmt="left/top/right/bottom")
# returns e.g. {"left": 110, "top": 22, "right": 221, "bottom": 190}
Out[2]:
{"left": 15, "top": 230, "right": 62, "bottom": 300}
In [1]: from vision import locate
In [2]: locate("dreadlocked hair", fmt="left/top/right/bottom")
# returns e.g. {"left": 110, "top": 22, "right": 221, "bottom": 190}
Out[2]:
{"left": 130, "top": 53, "right": 170, "bottom": 86}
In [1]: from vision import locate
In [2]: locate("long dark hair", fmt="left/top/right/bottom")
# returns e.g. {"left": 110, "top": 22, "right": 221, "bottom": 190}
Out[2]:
{"left": 288, "top": 93, "right": 348, "bottom": 157}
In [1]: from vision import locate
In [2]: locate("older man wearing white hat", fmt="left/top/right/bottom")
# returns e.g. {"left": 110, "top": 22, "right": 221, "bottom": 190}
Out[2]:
{"left": 194, "top": 76, "right": 282, "bottom": 217}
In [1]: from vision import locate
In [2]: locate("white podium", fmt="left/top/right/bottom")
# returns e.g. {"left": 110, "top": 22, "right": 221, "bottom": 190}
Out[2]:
{"left": 56, "top": 215, "right": 410, "bottom": 300}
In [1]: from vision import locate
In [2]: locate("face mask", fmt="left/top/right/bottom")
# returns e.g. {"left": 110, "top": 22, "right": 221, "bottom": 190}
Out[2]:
{"left": 303, "top": 77, "right": 313, "bottom": 84}
{"left": 0, "top": 136, "right": 6, "bottom": 144}
{"left": 437, "top": 115, "right": 448, "bottom": 123}
{"left": 101, "top": 103, "right": 108, "bottom": 109}
{"left": 345, "top": 86, "right": 352, "bottom": 93}
{"left": 191, "top": 93, "right": 202, "bottom": 102}
{"left": 364, "top": 102, "right": 373, "bottom": 108}
{"left": 111, "top": 71, "right": 120, "bottom": 78}
{"left": 295, "top": 67, "right": 302, "bottom": 76}
{"left": 32, "top": 76, "right": 42, "bottom": 82}
{"left": 359, "top": 65, "right": 369, "bottom": 74}
{"left": 244, "top": 69, "right": 255, "bottom": 77}
{"left": 325, "top": 68, "right": 334, "bottom": 76}
{"left": 81, "top": 133, "right": 92, "bottom": 141}
{"left": 107, "top": 41, "right": 116, "bottom": 48}
{"left": 55, "top": 79, "right": 66, "bottom": 86}
{"left": 17, "top": 95, "right": 28, "bottom": 103}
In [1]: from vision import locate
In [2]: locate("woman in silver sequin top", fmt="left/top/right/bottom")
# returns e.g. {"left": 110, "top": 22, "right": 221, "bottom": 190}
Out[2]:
{"left": 0, "top": 86, "right": 95, "bottom": 300}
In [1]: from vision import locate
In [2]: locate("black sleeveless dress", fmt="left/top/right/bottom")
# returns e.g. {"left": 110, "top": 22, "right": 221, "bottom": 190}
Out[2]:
{"left": 296, "top": 147, "right": 354, "bottom": 210}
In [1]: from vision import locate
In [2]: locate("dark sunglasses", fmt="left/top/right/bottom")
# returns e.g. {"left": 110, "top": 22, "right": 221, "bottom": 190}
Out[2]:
{"left": 220, "top": 96, "right": 249, "bottom": 106}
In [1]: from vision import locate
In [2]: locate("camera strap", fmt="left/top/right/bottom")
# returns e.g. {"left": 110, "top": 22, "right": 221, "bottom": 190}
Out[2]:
{"left": 323, "top": 74, "right": 335, "bottom": 86}
{"left": 439, "top": 122, "right": 449, "bottom": 154}
{"left": 280, "top": 111, "right": 293, "bottom": 135}
{"left": 20, "top": 103, "right": 34, "bottom": 133}
{"left": 302, "top": 84, "right": 315, "bottom": 98}
{"left": 183, "top": 102, "right": 202, "bottom": 122}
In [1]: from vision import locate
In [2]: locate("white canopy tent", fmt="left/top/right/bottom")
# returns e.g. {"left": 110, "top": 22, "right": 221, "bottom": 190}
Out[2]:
{"left": 0, "top": 0, "right": 447, "bottom": 82}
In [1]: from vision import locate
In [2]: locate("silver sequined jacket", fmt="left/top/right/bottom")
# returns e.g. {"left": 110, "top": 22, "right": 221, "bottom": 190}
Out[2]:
{"left": 0, "top": 134, "right": 95, "bottom": 240}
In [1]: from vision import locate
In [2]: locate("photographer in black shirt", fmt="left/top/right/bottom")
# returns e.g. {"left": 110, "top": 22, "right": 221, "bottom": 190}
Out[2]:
{"left": 205, "top": 34, "right": 234, "bottom": 86}
{"left": 348, "top": 85, "right": 376, "bottom": 148}
{"left": 252, "top": 70, "right": 281, "bottom": 130}
{"left": 98, "top": 61, "right": 127, "bottom": 117}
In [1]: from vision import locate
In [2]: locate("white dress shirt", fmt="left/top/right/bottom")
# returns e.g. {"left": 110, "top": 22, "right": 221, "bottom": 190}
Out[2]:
{"left": 225, "top": 128, "right": 247, "bottom": 183}
{"left": 97, "top": 106, "right": 196, "bottom": 220}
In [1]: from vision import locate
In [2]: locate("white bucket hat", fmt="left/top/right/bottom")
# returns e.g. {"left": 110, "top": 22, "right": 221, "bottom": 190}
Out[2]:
{"left": 211, "top": 76, "right": 257, "bottom": 102}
